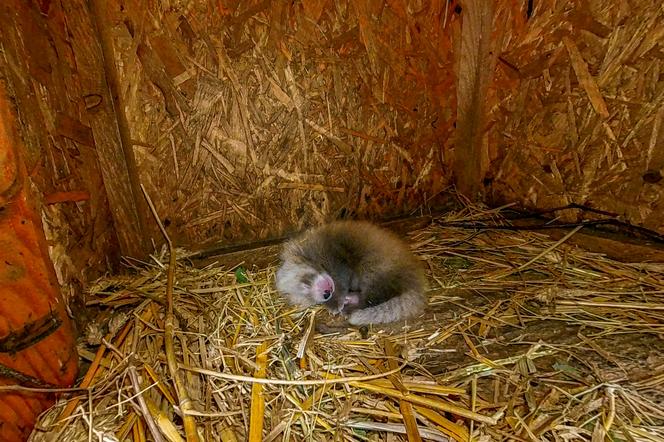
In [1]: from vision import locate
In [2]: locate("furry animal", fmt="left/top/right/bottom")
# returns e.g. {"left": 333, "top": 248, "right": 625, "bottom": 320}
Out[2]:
{"left": 275, "top": 220, "right": 427, "bottom": 325}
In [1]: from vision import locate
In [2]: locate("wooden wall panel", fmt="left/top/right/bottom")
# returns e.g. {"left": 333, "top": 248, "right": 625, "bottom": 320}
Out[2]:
{"left": 487, "top": 0, "right": 664, "bottom": 233}
{"left": 103, "top": 0, "right": 461, "bottom": 248}
{"left": 0, "top": 1, "right": 124, "bottom": 307}
{"left": 6, "top": 0, "right": 662, "bottom": 279}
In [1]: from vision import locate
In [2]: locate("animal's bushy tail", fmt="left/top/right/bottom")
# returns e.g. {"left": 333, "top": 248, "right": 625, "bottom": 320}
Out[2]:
{"left": 347, "top": 290, "right": 426, "bottom": 325}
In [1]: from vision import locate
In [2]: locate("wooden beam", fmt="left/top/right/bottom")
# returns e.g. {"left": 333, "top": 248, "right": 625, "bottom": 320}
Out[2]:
{"left": 58, "top": 0, "right": 150, "bottom": 258}
{"left": 454, "top": 0, "right": 495, "bottom": 199}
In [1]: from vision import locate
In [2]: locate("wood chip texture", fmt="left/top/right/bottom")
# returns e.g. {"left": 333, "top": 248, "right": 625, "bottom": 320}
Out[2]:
{"left": 488, "top": 0, "right": 664, "bottom": 233}
{"left": 106, "top": 0, "right": 459, "bottom": 248}
{"left": 0, "top": 1, "right": 122, "bottom": 309}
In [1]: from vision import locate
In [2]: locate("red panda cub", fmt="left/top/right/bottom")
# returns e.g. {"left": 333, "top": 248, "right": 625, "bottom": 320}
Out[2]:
{"left": 275, "top": 220, "right": 427, "bottom": 325}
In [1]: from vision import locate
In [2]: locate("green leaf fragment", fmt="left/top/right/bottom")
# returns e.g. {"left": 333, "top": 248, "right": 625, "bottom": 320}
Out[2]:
{"left": 235, "top": 267, "right": 249, "bottom": 283}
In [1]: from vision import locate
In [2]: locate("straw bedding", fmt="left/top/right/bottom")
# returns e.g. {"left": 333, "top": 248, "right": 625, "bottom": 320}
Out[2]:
{"left": 29, "top": 208, "right": 664, "bottom": 441}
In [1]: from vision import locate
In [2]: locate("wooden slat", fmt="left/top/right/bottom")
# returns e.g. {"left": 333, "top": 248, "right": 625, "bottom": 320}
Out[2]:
{"left": 454, "top": 0, "right": 496, "bottom": 199}
{"left": 59, "top": 0, "right": 150, "bottom": 258}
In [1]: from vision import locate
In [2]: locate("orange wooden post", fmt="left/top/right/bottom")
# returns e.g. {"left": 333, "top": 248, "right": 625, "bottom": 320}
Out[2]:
{"left": 0, "top": 82, "right": 78, "bottom": 440}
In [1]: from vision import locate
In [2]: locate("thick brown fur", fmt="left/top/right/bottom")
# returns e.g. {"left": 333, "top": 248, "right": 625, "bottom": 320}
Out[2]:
{"left": 275, "top": 220, "right": 427, "bottom": 325}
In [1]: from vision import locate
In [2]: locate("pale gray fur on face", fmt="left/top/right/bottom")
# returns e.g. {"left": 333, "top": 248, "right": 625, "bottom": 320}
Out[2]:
{"left": 275, "top": 220, "right": 427, "bottom": 325}
{"left": 275, "top": 259, "right": 319, "bottom": 307}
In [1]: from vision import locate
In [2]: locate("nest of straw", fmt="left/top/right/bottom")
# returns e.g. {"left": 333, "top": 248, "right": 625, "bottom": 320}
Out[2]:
{"left": 30, "top": 208, "right": 664, "bottom": 441}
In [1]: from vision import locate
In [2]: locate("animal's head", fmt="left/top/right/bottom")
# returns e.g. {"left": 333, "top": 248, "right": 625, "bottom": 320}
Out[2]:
{"left": 275, "top": 258, "right": 335, "bottom": 307}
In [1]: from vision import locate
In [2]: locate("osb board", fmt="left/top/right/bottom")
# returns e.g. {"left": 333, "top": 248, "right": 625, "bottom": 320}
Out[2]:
{"left": 106, "top": 0, "right": 462, "bottom": 248}
{"left": 0, "top": 1, "right": 120, "bottom": 309}
{"left": 487, "top": 0, "right": 664, "bottom": 233}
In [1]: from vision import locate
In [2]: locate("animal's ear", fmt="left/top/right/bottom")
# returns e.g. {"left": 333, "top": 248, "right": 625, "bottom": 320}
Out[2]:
{"left": 282, "top": 241, "right": 302, "bottom": 259}
{"left": 312, "top": 273, "right": 335, "bottom": 303}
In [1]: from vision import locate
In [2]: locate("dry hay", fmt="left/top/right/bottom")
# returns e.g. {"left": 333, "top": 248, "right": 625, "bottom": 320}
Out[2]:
{"left": 28, "top": 207, "right": 664, "bottom": 441}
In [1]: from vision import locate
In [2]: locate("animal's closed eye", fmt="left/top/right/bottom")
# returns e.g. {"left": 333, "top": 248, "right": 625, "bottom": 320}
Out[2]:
{"left": 300, "top": 273, "right": 315, "bottom": 285}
